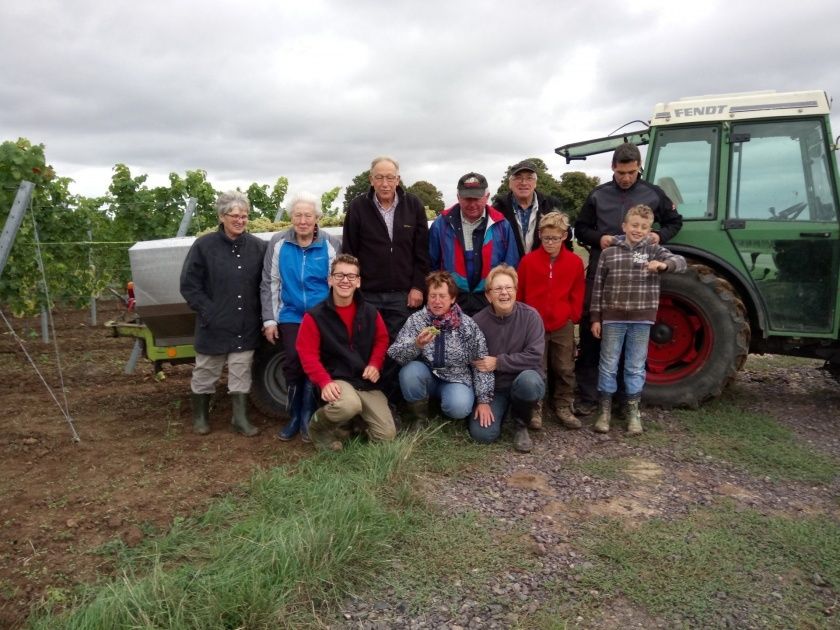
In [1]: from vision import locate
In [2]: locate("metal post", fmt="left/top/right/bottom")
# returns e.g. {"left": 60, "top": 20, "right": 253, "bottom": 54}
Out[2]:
{"left": 176, "top": 197, "right": 197, "bottom": 237}
{"left": 88, "top": 229, "right": 96, "bottom": 325}
{"left": 40, "top": 305, "right": 50, "bottom": 344}
{"left": 124, "top": 339, "right": 143, "bottom": 374}
{"left": 0, "top": 181, "right": 35, "bottom": 279}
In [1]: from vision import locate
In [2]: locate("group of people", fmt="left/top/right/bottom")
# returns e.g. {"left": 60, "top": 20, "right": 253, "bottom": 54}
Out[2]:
{"left": 178, "top": 144, "right": 686, "bottom": 452}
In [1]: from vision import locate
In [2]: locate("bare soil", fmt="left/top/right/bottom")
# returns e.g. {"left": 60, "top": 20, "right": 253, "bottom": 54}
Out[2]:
{"left": 0, "top": 304, "right": 305, "bottom": 628}
{"left": 2, "top": 305, "right": 840, "bottom": 628}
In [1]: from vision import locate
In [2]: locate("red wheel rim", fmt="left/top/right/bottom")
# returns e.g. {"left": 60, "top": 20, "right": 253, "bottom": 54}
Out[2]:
{"left": 646, "top": 293, "right": 714, "bottom": 384}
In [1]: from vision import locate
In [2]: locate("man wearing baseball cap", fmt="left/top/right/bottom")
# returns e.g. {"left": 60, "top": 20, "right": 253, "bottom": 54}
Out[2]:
{"left": 429, "top": 172, "right": 519, "bottom": 315}
{"left": 492, "top": 159, "right": 571, "bottom": 257}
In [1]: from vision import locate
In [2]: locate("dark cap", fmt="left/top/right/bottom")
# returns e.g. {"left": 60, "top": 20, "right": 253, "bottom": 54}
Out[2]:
{"left": 457, "top": 172, "right": 488, "bottom": 198}
{"left": 509, "top": 160, "right": 538, "bottom": 176}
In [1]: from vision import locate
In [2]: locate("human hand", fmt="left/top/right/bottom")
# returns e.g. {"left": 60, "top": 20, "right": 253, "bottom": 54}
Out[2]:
{"left": 263, "top": 324, "right": 279, "bottom": 344}
{"left": 416, "top": 327, "right": 439, "bottom": 348}
{"left": 599, "top": 234, "right": 615, "bottom": 249}
{"left": 407, "top": 288, "right": 424, "bottom": 308}
{"left": 649, "top": 232, "right": 661, "bottom": 245}
{"left": 474, "top": 403, "right": 494, "bottom": 428}
{"left": 647, "top": 260, "right": 667, "bottom": 273}
{"left": 591, "top": 322, "right": 601, "bottom": 339}
{"left": 472, "top": 356, "right": 497, "bottom": 372}
{"left": 362, "top": 365, "right": 380, "bottom": 383}
{"left": 321, "top": 381, "right": 342, "bottom": 402}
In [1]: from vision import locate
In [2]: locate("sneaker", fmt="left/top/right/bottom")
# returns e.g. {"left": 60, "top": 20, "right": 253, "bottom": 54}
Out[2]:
{"left": 513, "top": 427, "right": 533, "bottom": 453}
{"left": 556, "top": 406, "right": 582, "bottom": 430}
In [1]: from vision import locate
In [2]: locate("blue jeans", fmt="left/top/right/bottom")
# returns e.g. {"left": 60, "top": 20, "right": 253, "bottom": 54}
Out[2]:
{"left": 469, "top": 370, "right": 545, "bottom": 443}
{"left": 597, "top": 322, "right": 650, "bottom": 397}
{"left": 399, "top": 361, "right": 474, "bottom": 420}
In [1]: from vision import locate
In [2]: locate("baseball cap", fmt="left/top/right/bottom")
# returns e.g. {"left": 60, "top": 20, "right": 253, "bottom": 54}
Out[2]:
{"left": 457, "top": 172, "right": 488, "bottom": 198}
{"left": 509, "top": 160, "right": 538, "bottom": 176}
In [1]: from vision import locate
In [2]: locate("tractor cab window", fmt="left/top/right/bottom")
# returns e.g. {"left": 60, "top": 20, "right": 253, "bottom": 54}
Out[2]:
{"left": 728, "top": 119, "right": 838, "bottom": 222}
{"left": 726, "top": 118, "right": 839, "bottom": 333}
{"left": 647, "top": 126, "right": 719, "bottom": 219}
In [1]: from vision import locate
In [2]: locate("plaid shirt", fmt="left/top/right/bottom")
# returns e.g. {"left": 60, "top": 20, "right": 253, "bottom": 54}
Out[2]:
{"left": 590, "top": 236, "right": 686, "bottom": 323}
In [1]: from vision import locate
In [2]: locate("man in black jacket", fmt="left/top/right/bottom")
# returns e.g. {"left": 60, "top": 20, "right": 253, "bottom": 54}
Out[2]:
{"left": 342, "top": 156, "right": 430, "bottom": 403}
{"left": 180, "top": 191, "right": 266, "bottom": 436}
{"left": 573, "top": 143, "right": 683, "bottom": 413}
{"left": 492, "top": 160, "right": 571, "bottom": 257}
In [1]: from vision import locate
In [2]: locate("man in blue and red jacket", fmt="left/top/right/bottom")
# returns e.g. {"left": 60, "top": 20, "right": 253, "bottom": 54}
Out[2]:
{"left": 429, "top": 172, "right": 520, "bottom": 316}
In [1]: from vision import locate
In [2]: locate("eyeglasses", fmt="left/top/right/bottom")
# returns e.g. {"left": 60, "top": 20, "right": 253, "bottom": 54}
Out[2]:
{"left": 490, "top": 286, "right": 515, "bottom": 295}
{"left": 331, "top": 272, "right": 359, "bottom": 281}
{"left": 511, "top": 174, "right": 536, "bottom": 182}
{"left": 224, "top": 214, "right": 249, "bottom": 222}
{"left": 372, "top": 174, "right": 398, "bottom": 182}
{"left": 541, "top": 235, "right": 566, "bottom": 243}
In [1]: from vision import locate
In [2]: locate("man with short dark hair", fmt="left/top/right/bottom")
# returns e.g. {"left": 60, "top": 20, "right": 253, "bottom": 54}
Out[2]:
{"left": 295, "top": 254, "right": 396, "bottom": 451}
{"left": 573, "top": 142, "right": 683, "bottom": 413}
{"left": 429, "top": 172, "right": 519, "bottom": 315}
{"left": 492, "top": 160, "right": 571, "bottom": 256}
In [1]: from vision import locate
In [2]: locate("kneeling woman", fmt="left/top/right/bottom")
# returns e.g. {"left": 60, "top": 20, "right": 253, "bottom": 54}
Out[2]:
{"left": 388, "top": 271, "right": 492, "bottom": 422}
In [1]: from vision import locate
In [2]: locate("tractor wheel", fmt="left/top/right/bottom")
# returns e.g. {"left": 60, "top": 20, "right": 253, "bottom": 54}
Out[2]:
{"left": 644, "top": 265, "right": 750, "bottom": 408}
{"left": 249, "top": 342, "right": 290, "bottom": 419}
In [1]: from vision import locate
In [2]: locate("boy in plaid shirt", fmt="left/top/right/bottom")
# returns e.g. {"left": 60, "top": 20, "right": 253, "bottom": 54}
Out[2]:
{"left": 590, "top": 204, "right": 686, "bottom": 434}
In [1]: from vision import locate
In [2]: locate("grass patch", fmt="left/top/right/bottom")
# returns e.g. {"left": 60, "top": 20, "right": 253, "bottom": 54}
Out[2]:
{"left": 28, "top": 428, "right": 492, "bottom": 629}
{"left": 744, "top": 354, "right": 824, "bottom": 373}
{"left": 550, "top": 502, "right": 840, "bottom": 628}
{"left": 378, "top": 512, "right": 534, "bottom": 612}
{"left": 673, "top": 400, "right": 839, "bottom": 483}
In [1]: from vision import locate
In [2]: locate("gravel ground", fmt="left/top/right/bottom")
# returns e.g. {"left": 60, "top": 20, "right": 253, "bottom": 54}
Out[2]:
{"left": 332, "top": 359, "right": 840, "bottom": 629}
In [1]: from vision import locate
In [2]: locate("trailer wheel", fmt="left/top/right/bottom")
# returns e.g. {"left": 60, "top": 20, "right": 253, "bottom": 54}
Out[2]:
{"left": 644, "top": 265, "right": 750, "bottom": 409}
{"left": 250, "top": 343, "right": 290, "bottom": 419}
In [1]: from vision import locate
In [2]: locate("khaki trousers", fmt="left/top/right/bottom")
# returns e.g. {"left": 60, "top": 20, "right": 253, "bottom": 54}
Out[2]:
{"left": 190, "top": 351, "right": 254, "bottom": 395}
{"left": 313, "top": 380, "right": 396, "bottom": 442}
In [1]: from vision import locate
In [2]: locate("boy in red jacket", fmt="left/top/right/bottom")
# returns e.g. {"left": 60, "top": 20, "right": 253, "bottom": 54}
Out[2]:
{"left": 517, "top": 212, "right": 585, "bottom": 429}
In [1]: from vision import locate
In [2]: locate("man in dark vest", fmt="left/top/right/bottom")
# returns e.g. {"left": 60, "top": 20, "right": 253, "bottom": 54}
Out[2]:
{"left": 295, "top": 253, "right": 397, "bottom": 451}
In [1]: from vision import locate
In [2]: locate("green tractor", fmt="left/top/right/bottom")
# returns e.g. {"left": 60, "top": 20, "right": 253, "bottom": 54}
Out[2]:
{"left": 557, "top": 90, "right": 840, "bottom": 408}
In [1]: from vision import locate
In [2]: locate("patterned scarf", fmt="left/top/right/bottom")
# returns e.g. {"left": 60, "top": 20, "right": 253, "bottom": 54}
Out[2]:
{"left": 427, "top": 303, "right": 463, "bottom": 368}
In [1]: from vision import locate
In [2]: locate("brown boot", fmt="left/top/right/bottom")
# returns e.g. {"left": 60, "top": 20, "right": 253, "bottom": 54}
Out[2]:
{"left": 556, "top": 405, "right": 582, "bottom": 430}
{"left": 593, "top": 394, "right": 612, "bottom": 434}
{"left": 529, "top": 400, "right": 543, "bottom": 430}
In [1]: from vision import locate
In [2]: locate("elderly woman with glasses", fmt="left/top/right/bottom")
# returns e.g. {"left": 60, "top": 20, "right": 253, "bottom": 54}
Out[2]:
{"left": 180, "top": 190, "right": 267, "bottom": 437}
{"left": 387, "top": 271, "right": 492, "bottom": 425}
{"left": 260, "top": 192, "right": 341, "bottom": 442}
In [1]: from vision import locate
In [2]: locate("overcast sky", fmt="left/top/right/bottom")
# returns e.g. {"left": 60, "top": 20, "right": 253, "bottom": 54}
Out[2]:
{"left": 2, "top": 0, "right": 839, "bottom": 208}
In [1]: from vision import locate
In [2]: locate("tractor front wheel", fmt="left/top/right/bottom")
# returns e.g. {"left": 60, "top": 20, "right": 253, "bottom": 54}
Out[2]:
{"left": 644, "top": 265, "right": 750, "bottom": 408}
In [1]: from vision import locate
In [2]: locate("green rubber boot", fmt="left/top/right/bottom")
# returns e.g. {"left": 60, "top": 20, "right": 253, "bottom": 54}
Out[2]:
{"left": 191, "top": 393, "right": 211, "bottom": 435}
{"left": 230, "top": 393, "right": 258, "bottom": 437}
{"left": 593, "top": 394, "right": 612, "bottom": 434}
{"left": 308, "top": 408, "right": 343, "bottom": 452}
{"left": 626, "top": 396, "right": 643, "bottom": 436}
